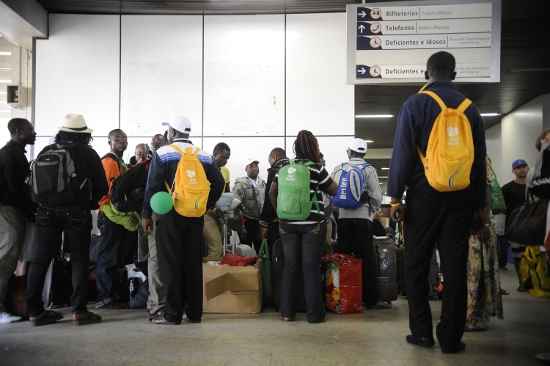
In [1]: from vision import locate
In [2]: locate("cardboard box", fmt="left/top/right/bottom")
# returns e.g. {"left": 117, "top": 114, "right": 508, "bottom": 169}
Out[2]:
{"left": 203, "top": 263, "right": 262, "bottom": 314}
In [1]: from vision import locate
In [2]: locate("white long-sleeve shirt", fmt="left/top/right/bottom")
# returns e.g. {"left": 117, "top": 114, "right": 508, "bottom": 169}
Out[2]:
{"left": 331, "top": 158, "right": 383, "bottom": 221}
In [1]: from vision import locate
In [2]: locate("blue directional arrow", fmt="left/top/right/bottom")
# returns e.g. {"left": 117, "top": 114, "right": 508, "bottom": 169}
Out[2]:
{"left": 356, "top": 65, "right": 368, "bottom": 78}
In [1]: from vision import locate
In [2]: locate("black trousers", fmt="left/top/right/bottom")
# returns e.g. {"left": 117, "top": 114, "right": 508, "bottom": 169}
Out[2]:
{"left": 267, "top": 221, "right": 280, "bottom": 252}
{"left": 157, "top": 211, "right": 204, "bottom": 321}
{"left": 244, "top": 218, "right": 262, "bottom": 254}
{"left": 96, "top": 212, "right": 137, "bottom": 301}
{"left": 26, "top": 207, "right": 92, "bottom": 316}
{"left": 336, "top": 218, "right": 378, "bottom": 307}
{"left": 497, "top": 235, "right": 509, "bottom": 269}
{"left": 404, "top": 190, "right": 473, "bottom": 348}
{"left": 279, "top": 222, "right": 324, "bottom": 322}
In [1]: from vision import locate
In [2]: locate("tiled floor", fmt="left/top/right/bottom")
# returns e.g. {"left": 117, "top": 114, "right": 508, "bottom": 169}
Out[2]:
{"left": 0, "top": 270, "right": 548, "bottom": 366}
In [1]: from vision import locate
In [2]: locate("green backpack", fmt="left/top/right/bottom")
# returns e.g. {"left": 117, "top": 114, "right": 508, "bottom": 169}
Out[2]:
{"left": 277, "top": 160, "right": 313, "bottom": 221}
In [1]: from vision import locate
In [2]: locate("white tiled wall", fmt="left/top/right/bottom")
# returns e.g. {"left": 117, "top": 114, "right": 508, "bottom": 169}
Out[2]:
{"left": 34, "top": 13, "right": 354, "bottom": 181}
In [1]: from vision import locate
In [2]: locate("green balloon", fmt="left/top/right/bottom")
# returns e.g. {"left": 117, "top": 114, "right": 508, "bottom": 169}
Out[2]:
{"left": 150, "top": 192, "right": 173, "bottom": 215}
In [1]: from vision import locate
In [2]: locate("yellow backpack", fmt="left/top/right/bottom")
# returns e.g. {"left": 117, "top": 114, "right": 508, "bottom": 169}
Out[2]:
{"left": 170, "top": 144, "right": 211, "bottom": 218}
{"left": 418, "top": 90, "right": 475, "bottom": 192}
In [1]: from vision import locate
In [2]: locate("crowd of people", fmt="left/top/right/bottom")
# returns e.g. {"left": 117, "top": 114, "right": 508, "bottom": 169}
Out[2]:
{"left": 0, "top": 51, "right": 548, "bottom": 355}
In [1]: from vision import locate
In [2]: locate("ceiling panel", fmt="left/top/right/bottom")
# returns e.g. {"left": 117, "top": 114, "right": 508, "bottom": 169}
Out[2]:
{"left": 37, "top": 0, "right": 359, "bottom": 14}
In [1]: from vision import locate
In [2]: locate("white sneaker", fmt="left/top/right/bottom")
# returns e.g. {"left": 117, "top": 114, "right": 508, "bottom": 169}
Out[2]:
{"left": 0, "top": 312, "right": 22, "bottom": 324}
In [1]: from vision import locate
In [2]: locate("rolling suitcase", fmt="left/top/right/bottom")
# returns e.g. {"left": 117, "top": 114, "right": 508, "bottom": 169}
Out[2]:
{"left": 373, "top": 236, "right": 399, "bottom": 302}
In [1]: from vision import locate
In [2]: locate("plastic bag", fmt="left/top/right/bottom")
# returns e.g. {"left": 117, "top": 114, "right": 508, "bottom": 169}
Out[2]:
{"left": 322, "top": 253, "right": 363, "bottom": 314}
{"left": 220, "top": 255, "right": 258, "bottom": 266}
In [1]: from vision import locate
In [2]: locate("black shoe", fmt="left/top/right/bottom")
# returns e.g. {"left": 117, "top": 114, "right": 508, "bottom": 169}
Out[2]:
{"left": 73, "top": 310, "right": 102, "bottom": 326}
{"left": 441, "top": 342, "right": 466, "bottom": 354}
{"left": 406, "top": 335, "right": 435, "bottom": 348}
{"left": 365, "top": 302, "right": 393, "bottom": 310}
{"left": 31, "top": 310, "right": 63, "bottom": 327}
{"left": 187, "top": 318, "right": 202, "bottom": 324}
{"left": 281, "top": 315, "right": 296, "bottom": 322}
{"left": 307, "top": 318, "right": 325, "bottom": 324}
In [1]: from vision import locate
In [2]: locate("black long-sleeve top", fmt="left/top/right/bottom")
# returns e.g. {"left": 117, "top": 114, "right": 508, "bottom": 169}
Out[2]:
{"left": 0, "top": 140, "right": 34, "bottom": 216}
{"left": 388, "top": 81, "right": 487, "bottom": 210}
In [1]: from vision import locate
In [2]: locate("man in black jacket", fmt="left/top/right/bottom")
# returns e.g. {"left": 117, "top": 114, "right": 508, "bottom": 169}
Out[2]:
{"left": 25, "top": 114, "right": 108, "bottom": 326}
{"left": 143, "top": 116, "right": 224, "bottom": 325}
{"left": 260, "top": 147, "right": 288, "bottom": 250}
{"left": 0, "top": 118, "right": 35, "bottom": 324}
{"left": 388, "top": 52, "right": 487, "bottom": 353}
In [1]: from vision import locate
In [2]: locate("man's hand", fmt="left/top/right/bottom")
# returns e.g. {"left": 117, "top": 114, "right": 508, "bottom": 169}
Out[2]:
{"left": 260, "top": 222, "right": 268, "bottom": 240}
{"left": 390, "top": 197, "right": 405, "bottom": 222}
{"left": 142, "top": 217, "right": 153, "bottom": 233}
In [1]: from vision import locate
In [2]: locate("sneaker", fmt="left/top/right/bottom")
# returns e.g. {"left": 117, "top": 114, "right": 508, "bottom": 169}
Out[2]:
{"left": 30, "top": 310, "right": 63, "bottom": 326}
{"left": 95, "top": 298, "right": 113, "bottom": 309}
{"left": 73, "top": 310, "right": 102, "bottom": 326}
{"left": 150, "top": 311, "right": 181, "bottom": 325}
{"left": 518, "top": 285, "right": 528, "bottom": 293}
{"left": 0, "top": 312, "right": 22, "bottom": 324}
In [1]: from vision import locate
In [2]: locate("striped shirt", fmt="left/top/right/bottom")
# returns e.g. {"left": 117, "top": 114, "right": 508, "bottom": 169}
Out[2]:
{"left": 275, "top": 159, "right": 333, "bottom": 224}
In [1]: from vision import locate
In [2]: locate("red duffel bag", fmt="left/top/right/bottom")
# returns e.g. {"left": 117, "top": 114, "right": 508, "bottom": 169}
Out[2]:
{"left": 322, "top": 253, "right": 363, "bottom": 314}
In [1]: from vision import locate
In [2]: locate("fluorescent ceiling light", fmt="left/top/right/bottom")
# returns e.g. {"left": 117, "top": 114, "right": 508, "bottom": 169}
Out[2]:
{"left": 480, "top": 113, "right": 500, "bottom": 117}
{"left": 0, "top": 80, "right": 12, "bottom": 84}
{"left": 366, "top": 139, "right": 375, "bottom": 143}
{"left": 381, "top": 167, "right": 390, "bottom": 170}
{"left": 0, "top": 67, "right": 11, "bottom": 71}
{"left": 379, "top": 176, "right": 389, "bottom": 179}
{"left": 356, "top": 114, "right": 394, "bottom": 119}
{"left": 0, "top": 51, "right": 12, "bottom": 56}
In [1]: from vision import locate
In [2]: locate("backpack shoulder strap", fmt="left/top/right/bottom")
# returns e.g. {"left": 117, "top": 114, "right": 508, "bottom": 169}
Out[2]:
{"left": 457, "top": 98, "right": 472, "bottom": 114}
{"left": 420, "top": 90, "right": 447, "bottom": 111}
{"left": 171, "top": 144, "right": 184, "bottom": 155}
{"left": 171, "top": 143, "right": 198, "bottom": 156}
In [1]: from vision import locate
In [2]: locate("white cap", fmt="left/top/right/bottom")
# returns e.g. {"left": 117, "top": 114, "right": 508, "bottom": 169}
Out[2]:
{"left": 59, "top": 113, "right": 93, "bottom": 134}
{"left": 162, "top": 116, "right": 191, "bottom": 134}
{"left": 348, "top": 138, "right": 368, "bottom": 154}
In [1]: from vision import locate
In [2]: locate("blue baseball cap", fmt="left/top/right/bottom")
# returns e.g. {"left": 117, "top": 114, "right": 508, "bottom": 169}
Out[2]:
{"left": 512, "top": 159, "right": 528, "bottom": 169}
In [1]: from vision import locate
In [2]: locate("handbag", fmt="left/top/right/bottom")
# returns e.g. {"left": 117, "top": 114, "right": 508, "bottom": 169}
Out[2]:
{"left": 506, "top": 196, "right": 548, "bottom": 246}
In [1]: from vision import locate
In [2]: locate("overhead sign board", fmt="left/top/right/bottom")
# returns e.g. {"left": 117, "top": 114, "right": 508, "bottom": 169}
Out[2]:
{"left": 347, "top": 0, "right": 501, "bottom": 84}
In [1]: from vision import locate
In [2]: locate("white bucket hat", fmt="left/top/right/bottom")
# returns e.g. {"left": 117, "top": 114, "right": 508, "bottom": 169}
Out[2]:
{"left": 59, "top": 113, "right": 93, "bottom": 134}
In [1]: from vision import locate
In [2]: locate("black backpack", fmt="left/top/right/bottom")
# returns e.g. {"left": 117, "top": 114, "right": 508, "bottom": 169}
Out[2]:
{"left": 110, "top": 161, "right": 149, "bottom": 212}
{"left": 30, "top": 144, "right": 84, "bottom": 207}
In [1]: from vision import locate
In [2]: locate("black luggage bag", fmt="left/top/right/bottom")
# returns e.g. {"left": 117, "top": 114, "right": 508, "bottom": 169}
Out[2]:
{"left": 373, "top": 236, "right": 399, "bottom": 302}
